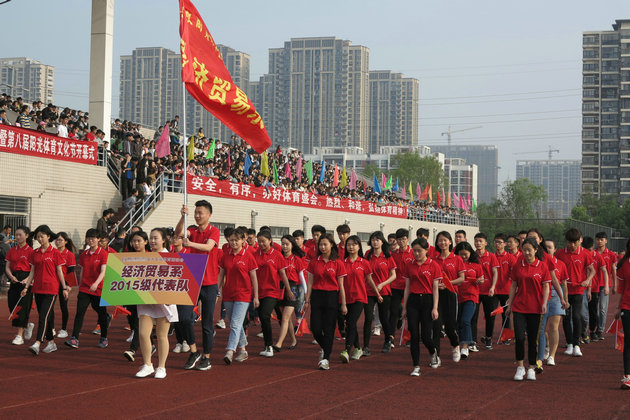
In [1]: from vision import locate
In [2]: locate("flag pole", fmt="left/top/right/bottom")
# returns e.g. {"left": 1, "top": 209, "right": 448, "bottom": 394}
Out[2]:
{"left": 182, "top": 83, "right": 188, "bottom": 229}
{"left": 496, "top": 313, "right": 510, "bottom": 345}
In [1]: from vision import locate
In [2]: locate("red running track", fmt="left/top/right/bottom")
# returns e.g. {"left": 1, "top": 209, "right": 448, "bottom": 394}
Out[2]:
{"left": 0, "top": 293, "right": 628, "bottom": 419}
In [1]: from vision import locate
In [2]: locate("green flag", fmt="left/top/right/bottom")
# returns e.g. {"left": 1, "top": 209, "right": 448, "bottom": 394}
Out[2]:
{"left": 472, "top": 198, "right": 477, "bottom": 212}
{"left": 306, "top": 160, "right": 313, "bottom": 184}
{"left": 206, "top": 138, "right": 216, "bottom": 159}
{"left": 385, "top": 175, "right": 392, "bottom": 190}
{"left": 273, "top": 160, "right": 279, "bottom": 184}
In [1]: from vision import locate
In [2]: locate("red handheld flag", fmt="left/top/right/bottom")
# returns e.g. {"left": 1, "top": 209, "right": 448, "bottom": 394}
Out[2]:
{"left": 179, "top": 0, "right": 271, "bottom": 153}
{"left": 335, "top": 327, "right": 342, "bottom": 339}
{"left": 616, "top": 332, "right": 625, "bottom": 352}
{"left": 402, "top": 326, "right": 411, "bottom": 343}
{"left": 441, "top": 271, "right": 456, "bottom": 294}
{"left": 607, "top": 318, "right": 622, "bottom": 335}
{"left": 112, "top": 305, "right": 132, "bottom": 319}
{"left": 490, "top": 305, "right": 504, "bottom": 317}
{"left": 8, "top": 305, "right": 22, "bottom": 321}
{"left": 271, "top": 312, "right": 278, "bottom": 321}
{"left": 500, "top": 328, "right": 514, "bottom": 342}
{"left": 296, "top": 318, "right": 311, "bottom": 337}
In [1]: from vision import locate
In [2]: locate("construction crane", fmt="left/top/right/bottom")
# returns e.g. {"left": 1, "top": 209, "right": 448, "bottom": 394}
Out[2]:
{"left": 513, "top": 145, "right": 560, "bottom": 161}
{"left": 441, "top": 126, "right": 483, "bottom": 148}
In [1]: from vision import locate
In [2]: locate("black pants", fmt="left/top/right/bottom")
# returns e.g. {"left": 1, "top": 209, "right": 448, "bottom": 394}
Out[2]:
{"left": 496, "top": 294, "right": 511, "bottom": 330}
{"left": 58, "top": 283, "right": 69, "bottom": 330}
{"left": 71, "top": 292, "right": 109, "bottom": 339}
{"left": 310, "top": 289, "right": 338, "bottom": 360}
{"left": 121, "top": 176, "right": 133, "bottom": 200}
{"left": 432, "top": 289, "right": 459, "bottom": 355}
{"left": 34, "top": 294, "right": 56, "bottom": 342}
{"left": 513, "top": 312, "right": 542, "bottom": 365}
{"left": 257, "top": 297, "right": 278, "bottom": 347}
{"left": 563, "top": 294, "right": 584, "bottom": 346}
{"left": 7, "top": 271, "right": 32, "bottom": 328}
{"left": 175, "top": 304, "right": 195, "bottom": 344}
{"left": 406, "top": 294, "right": 436, "bottom": 366}
{"left": 127, "top": 305, "right": 140, "bottom": 351}
{"left": 344, "top": 302, "right": 365, "bottom": 351}
{"left": 479, "top": 294, "right": 498, "bottom": 339}
{"left": 389, "top": 288, "right": 405, "bottom": 336}
{"left": 622, "top": 310, "right": 630, "bottom": 375}
{"left": 363, "top": 295, "right": 392, "bottom": 348}
{"left": 588, "top": 291, "right": 600, "bottom": 333}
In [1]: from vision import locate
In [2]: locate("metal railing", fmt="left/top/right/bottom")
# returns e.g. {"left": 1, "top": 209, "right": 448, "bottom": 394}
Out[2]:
{"left": 115, "top": 172, "right": 166, "bottom": 235}
{"left": 406, "top": 206, "right": 479, "bottom": 227}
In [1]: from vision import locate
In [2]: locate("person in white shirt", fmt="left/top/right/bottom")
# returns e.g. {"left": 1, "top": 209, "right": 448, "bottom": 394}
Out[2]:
{"left": 57, "top": 115, "right": 69, "bottom": 138}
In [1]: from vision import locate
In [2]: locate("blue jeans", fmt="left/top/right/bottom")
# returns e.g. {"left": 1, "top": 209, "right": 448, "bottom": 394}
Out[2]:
{"left": 224, "top": 301, "right": 249, "bottom": 351}
{"left": 458, "top": 301, "right": 476, "bottom": 345}
{"left": 598, "top": 287, "right": 609, "bottom": 333}
{"left": 538, "top": 309, "right": 550, "bottom": 361}
{"left": 582, "top": 289, "right": 589, "bottom": 334}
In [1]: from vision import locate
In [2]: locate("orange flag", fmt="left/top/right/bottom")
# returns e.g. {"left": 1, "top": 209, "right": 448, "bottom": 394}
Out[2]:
{"left": 428, "top": 185, "right": 433, "bottom": 202}
{"left": 490, "top": 305, "right": 504, "bottom": 317}
{"left": 179, "top": 0, "right": 271, "bottom": 153}
{"left": 112, "top": 305, "right": 132, "bottom": 319}
{"left": 441, "top": 271, "right": 456, "bottom": 294}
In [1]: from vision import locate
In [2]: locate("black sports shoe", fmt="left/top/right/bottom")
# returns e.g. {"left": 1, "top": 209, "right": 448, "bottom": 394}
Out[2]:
{"left": 184, "top": 351, "right": 202, "bottom": 369}
{"left": 382, "top": 340, "right": 391, "bottom": 353}
{"left": 123, "top": 350, "right": 135, "bottom": 362}
{"left": 196, "top": 356, "right": 211, "bottom": 371}
{"left": 362, "top": 346, "right": 371, "bottom": 356}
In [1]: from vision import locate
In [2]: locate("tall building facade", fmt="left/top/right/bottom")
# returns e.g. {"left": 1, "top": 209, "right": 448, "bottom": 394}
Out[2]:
{"left": 516, "top": 160, "right": 582, "bottom": 218}
{"left": 254, "top": 37, "right": 371, "bottom": 153}
{"left": 0, "top": 57, "right": 54, "bottom": 104}
{"left": 582, "top": 19, "right": 630, "bottom": 199}
{"left": 369, "top": 71, "right": 419, "bottom": 153}
{"left": 445, "top": 158, "right": 478, "bottom": 204}
{"left": 428, "top": 145, "right": 498, "bottom": 204}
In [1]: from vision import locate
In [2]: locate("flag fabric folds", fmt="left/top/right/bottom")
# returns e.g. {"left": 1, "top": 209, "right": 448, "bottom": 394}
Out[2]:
{"left": 273, "top": 160, "right": 279, "bottom": 184}
{"left": 340, "top": 167, "right": 348, "bottom": 189}
{"left": 296, "top": 157, "right": 303, "bottom": 182}
{"left": 420, "top": 184, "right": 428, "bottom": 201}
{"left": 349, "top": 169, "right": 357, "bottom": 190}
{"left": 243, "top": 151, "right": 252, "bottom": 175}
{"left": 393, "top": 177, "right": 399, "bottom": 192}
{"left": 206, "top": 138, "right": 215, "bottom": 159}
{"left": 382, "top": 173, "right": 387, "bottom": 189}
{"left": 373, "top": 173, "right": 382, "bottom": 194}
{"left": 155, "top": 124, "right": 171, "bottom": 158}
{"left": 260, "top": 152, "right": 270, "bottom": 177}
{"left": 306, "top": 160, "right": 313, "bottom": 184}
{"left": 179, "top": 0, "right": 271, "bottom": 153}
{"left": 333, "top": 165, "right": 339, "bottom": 187}
{"left": 385, "top": 176, "right": 392, "bottom": 191}
{"left": 319, "top": 161, "right": 326, "bottom": 183}
{"left": 187, "top": 135, "right": 195, "bottom": 161}
{"left": 284, "top": 161, "right": 292, "bottom": 180}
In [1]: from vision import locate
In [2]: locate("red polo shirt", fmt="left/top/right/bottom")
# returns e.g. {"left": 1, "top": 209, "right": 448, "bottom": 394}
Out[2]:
{"left": 477, "top": 250, "right": 500, "bottom": 295}
{"left": 590, "top": 250, "right": 606, "bottom": 291}
{"left": 255, "top": 247, "right": 287, "bottom": 299}
{"left": 365, "top": 251, "right": 396, "bottom": 297}
{"left": 30, "top": 245, "right": 64, "bottom": 295}
{"left": 402, "top": 257, "right": 442, "bottom": 295}
{"left": 615, "top": 259, "right": 630, "bottom": 311}
{"left": 284, "top": 254, "right": 305, "bottom": 285}
{"left": 433, "top": 252, "right": 465, "bottom": 293}
{"left": 59, "top": 248, "right": 76, "bottom": 277}
{"left": 306, "top": 256, "right": 346, "bottom": 291}
{"left": 459, "top": 261, "right": 483, "bottom": 304}
{"left": 78, "top": 247, "right": 108, "bottom": 296}
{"left": 391, "top": 246, "right": 414, "bottom": 290}
{"left": 510, "top": 258, "right": 551, "bottom": 314}
{"left": 6, "top": 243, "right": 33, "bottom": 272}
{"left": 554, "top": 246, "right": 594, "bottom": 295}
{"left": 596, "top": 248, "right": 616, "bottom": 290}
{"left": 343, "top": 257, "right": 371, "bottom": 304}
{"left": 495, "top": 251, "right": 516, "bottom": 295}
{"left": 219, "top": 247, "right": 257, "bottom": 302}
{"left": 187, "top": 225, "right": 220, "bottom": 286}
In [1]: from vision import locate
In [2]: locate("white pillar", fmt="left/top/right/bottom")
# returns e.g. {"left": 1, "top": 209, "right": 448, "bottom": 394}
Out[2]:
{"left": 88, "top": 0, "right": 114, "bottom": 142}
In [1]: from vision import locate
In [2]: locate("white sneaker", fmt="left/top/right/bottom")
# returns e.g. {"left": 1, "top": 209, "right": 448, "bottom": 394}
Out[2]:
{"left": 544, "top": 346, "right": 550, "bottom": 360}
{"left": 572, "top": 345, "right": 583, "bottom": 357}
{"left": 430, "top": 352, "right": 441, "bottom": 368}
{"left": 410, "top": 366, "right": 421, "bottom": 377}
{"left": 42, "top": 341, "right": 57, "bottom": 353}
{"left": 29, "top": 341, "right": 40, "bottom": 355}
{"left": 546, "top": 356, "right": 555, "bottom": 366}
{"left": 57, "top": 329, "right": 68, "bottom": 339}
{"left": 526, "top": 368, "right": 536, "bottom": 381}
{"left": 24, "top": 323, "right": 34, "bottom": 340}
{"left": 215, "top": 319, "right": 226, "bottom": 329}
{"left": 259, "top": 346, "right": 274, "bottom": 357}
{"left": 372, "top": 326, "right": 381, "bottom": 336}
{"left": 318, "top": 349, "right": 324, "bottom": 361}
{"left": 126, "top": 331, "right": 135, "bottom": 343}
{"left": 173, "top": 343, "right": 182, "bottom": 353}
{"left": 135, "top": 364, "right": 155, "bottom": 378}
{"left": 564, "top": 344, "right": 574, "bottom": 356}
{"left": 318, "top": 359, "right": 330, "bottom": 370}
{"left": 351, "top": 348, "right": 363, "bottom": 360}
{"left": 182, "top": 340, "right": 190, "bottom": 352}
{"left": 461, "top": 347, "right": 469, "bottom": 359}
{"left": 452, "top": 346, "right": 461, "bottom": 363}
{"left": 514, "top": 366, "right": 526, "bottom": 381}
{"left": 12, "top": 335, "right": 24, "bottom": 345}
{"left": 256, "top": 332, "right": 264, "bottom": 338}
{"left": 154, "top": 367, "right": 167, "bottom": 379}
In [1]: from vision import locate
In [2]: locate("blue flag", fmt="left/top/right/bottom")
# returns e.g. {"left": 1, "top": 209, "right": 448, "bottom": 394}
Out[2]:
{"left": 319, "top": 160, "right": 326, "bottom": 183}
{"left": 393, "top": 177, "right": 399, "bottom": 192}
{"left": 244, "top": 151, "right": 252, "bottom": 175}
{"left": 373, "top": 173, "right": 382, "bottom": 194}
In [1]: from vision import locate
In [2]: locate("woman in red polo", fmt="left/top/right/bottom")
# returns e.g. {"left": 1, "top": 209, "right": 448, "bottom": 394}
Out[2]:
{"left": 614, "top": 237, "right": 630, "bottom": 389}
{"left": 53, "top": 231, "right": 77, "bottom": 339}
{"left": 21, "top": 225, "right": 69, "bottom": 355}
{"left": 506, "top": 237, "right": 550, "bottom": 382}
{"left": 305, "top": 233, "right": 347, "bottom": 370}
{"left": 401, "top": 238, "right": 441, "bottom": 377}
{"left": 6, "top": 226, "right": 34, "bottom": 345}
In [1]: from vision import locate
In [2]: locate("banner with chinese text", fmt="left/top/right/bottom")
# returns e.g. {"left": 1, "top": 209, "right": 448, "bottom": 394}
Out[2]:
{"left": 188, "top": 174, "right": 408, "bottom": 219}
{"left": 0, "top": 124, "right": 97, "bottom": 165}
{"left": 100, "top": 253, "right": 207, "bottom": 306}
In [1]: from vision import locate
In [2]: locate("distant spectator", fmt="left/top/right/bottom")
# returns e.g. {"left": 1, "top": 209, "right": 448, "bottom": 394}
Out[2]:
{"left": 123, "top": 189, "right": 139, "bottom": 211}
{"left": 57, "top": 115, "right": 69, "bottom": 138}
{"left": 16, "top": 105, "right": 30, "bottom": 128}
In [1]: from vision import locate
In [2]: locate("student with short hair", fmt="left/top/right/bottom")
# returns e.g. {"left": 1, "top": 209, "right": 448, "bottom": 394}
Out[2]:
{"left": 390, "top": 228, "right": 414, "bottom": 344}
{"left": 472, "top": 232, "right": 500, "bottom": 350}
{"left": 595, "top": 231, "right": 616, "bottom": 341}
{"left": 454, "top": 230, "right": 467, "bottom": 245}
{"left": 493, "top": 233, "right": 516, "bottom": 340}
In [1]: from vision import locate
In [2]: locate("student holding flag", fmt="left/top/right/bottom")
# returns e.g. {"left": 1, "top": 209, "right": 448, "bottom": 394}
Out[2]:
{"left": 6, "top": 226, "right": 34, "bottom": 345}
{"left": 614, "top": 237, "right": 630, "bottom": 389}
{"left": 53, "top": 232, "right": 76, "bottom": 339}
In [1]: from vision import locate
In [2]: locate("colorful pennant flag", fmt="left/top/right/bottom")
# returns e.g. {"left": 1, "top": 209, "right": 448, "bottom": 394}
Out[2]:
{"left": 260, "top": 152, "right": 270, "bottom": 177}
{"left": 385, "top": 176, "right": 392, "bottom": 191}
{"left": 319, "top": 161, "right": 326, "bottom": 183}
{"left": 244, "top": 151, "right": 252, "bottom": 175}
{"left": 186, "top": 135, "right": 195, "bottom": 161}
{"left": 373, "top": 173, "right": 382, "bottom": 194}
{"left": 155, "top": 124, "right": 171, "bottom": 158}
{"left": 349, "top": 169, "right": 357, "bottom": 190}
{"left": 306, "top": 160, "right": 313, "bottom": 184}
{"left": 273, "top": 160, "right": 279, "bottom": 184}
{"left": 333, "top": 165, "right": 339, "bottom": 187}
{"left": 340, "top": 166, "right": 348, "bottom": 189}
{"left": 296, "top": 157, "right": 303, "bottom": 182}
{"left": 206, "top": 138, "right": 216, "bottom": 159}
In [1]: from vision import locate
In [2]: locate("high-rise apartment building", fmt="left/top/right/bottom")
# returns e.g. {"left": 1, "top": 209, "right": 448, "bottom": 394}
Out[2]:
{"left": 445, "top": 158, "right": 478, "bottom": 205}
{"left": 427, "top": 145, "right": 498, "bottom": 204}
{"left": 516, "top": 160, "right": 581, "bottom": 218}
{"left": 582, "top": 19, "right": 630, "bottom": 199}
{"left": 369, "top": 71, "right": 419, "bottom": 153}
{"left": 0, "top": 57, "right": 54, "bottom": 104}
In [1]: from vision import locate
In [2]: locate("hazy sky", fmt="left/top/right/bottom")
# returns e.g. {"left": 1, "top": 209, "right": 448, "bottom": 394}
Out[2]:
{"left": 2, "top": 0, "right": 630, "bottom": 184}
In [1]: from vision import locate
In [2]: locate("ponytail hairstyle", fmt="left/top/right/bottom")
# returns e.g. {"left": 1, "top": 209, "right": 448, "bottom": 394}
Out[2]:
{"left": 521, "top": 237, "right": 545, "bottom": 261}
{"left": 129, "top": 230, "right": 150, "bottom": 251}
{"left": 281, "top": 234, "right": 305, "bottom": 258}
{"left": 617, "top": 237, "right": 630, "bottom": 270}
{"left": 344, "top": 235, "right": 364, "bottom": 259}
{"left": 56, "top": 231, "right": 77, "bottom": 254}
{"left": 454, "top": 241, "right": 479, "bottom": 264}
{"left": 526, "top": 228, "right": 548, "bottom": 253}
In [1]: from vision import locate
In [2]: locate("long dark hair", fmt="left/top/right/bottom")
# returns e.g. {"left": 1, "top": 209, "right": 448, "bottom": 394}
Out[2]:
{"left": 15, "top": 225, "right": 32, "bottom": 247}
{"left": 345, "top": 235, "right": 364, "bottom": 259}
{"left": 33, "top": 224, "right": 57, "bottom": 243}
{"left": 56, "top": 231, "right": 77, "bottom": 254}
{"left": 521, "top": 237, "right": 545, "bottom": 261}
{"left": 617, "top": 237, "right": 630, "bottom": 270}
{"left": 435, "top": 231, "right": 453, "bottom": 252}
{"left": 150, "top": 228, "right": 170, "bottom": 251}
{"left": 317, "top": 233, "right": 339, "bottom": 261}
{"left": 526, "top": 228, "right": 548, "bottom": 254}
{"left": 366, "top": 231, "right": 391, "bottom": 259}
{"left": 129, "top": 230, "right": 150, "bottom": 251}
{"left": 281, "top": 234, "right": 305, "bottom": 258}
{"left": 454, "top": 241, "right": 479, "bottom": 264}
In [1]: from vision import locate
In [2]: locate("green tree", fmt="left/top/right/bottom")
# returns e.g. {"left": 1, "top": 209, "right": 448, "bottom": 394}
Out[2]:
{"left": 388, "top": 152, "right": 448, "bottom": 189}
{"left": 497, "top": 178, "right": 547, "bottom": 226}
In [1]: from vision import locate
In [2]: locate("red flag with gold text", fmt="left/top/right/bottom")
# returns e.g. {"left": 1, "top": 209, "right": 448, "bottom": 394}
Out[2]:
{"left": 179, "top": 0, "right": 271, "bottom": 153}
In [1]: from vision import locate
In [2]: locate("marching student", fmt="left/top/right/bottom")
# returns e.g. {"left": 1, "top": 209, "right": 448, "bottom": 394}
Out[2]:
{"left": 493, "top": 233, "right": 516, "bottom": 341}
{"left": 21, "top": 225, "right": 69, "bottom": 355}
{"left": 472, "top": 232, "right": 499, "bottom": 350}
{"left": 401, "top": 238, "right": 441, "bottom": 376}
{"left": 171, "top": 232, "right": 191, "bottom": 354}
{"left": 433, "top": 231, "right": 465, "bottom": 362}
{"left": 454, "top": 241, "right": 484, "bottom": 360}
{"left": 304, "top": 225, "right": 326, "bottom": 262}
{"left": 583, "top": 237, "right": 609, "bottom": 343}
{"left": 613, "top": 237, "right": 630, "bottom": 389}
{"left": 218, "top": 227, "right": 259, "bottom": 364}
{"left": 390, "top": 229, "right": 413, "bottom": 346}
{"left": 540, "top": 239, "right": 568, "bottom": 367}
{"left": 175, "top": 200, "right": 220, "bottom": 372}
{"left": 506, "top": 238, "right": 550, "bottom": 381}
{"left": 305, "top": 233, "right": 347, "bottom": 370}
{"left": 216, "top": 227, "right": 236, "bottom": 331}
{"left": 506, "top": 235, "right": 522, "bottom": 259}
{"left": 454, "top": 230, "right": 467, "bottom": 245}
{"left": 64, "top": 229, "right": 110, "bottom": 349}
{"left": 594, "top": 232, "right": 615, "bottom": 341}
{"left": 340, "top": 235, "right": 380, "bottom": 363}
{"left": 274, "top": 235, "right": 306, "bottom": 351}
{"left": 416, "top": 228, "right": 438, "bottom": 258}
{"left": 54, "top": 232, "right": 76, "bottom": 339}
{"left": 134, "top": 228, "right": 178, "bottom": 379}
{"left": 555, "top": 228, "right": 595, "bottom": 358}
{"left": 364, "top": 231, "right": 397, "bottom": 354}
{"left": 6, "top": 226, "right": 34, "bottom": 345}
{"left": 335, "top": 224, "right": 351, "bottom": 338}
{"left": 255, "top": 230, "right": 292, "bottom": 357}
